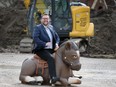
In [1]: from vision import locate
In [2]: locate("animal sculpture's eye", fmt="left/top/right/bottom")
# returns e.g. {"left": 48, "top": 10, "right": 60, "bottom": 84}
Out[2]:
{"left": 73, "top": 55, "right": 77, "bottom": 59}
{"left": 64, "top": 57, "right": 67, "bottom": 59}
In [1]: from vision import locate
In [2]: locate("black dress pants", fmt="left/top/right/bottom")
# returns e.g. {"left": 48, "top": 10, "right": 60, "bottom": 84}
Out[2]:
{"left": 35, "top": 49, "right": 56, "bottom": 78}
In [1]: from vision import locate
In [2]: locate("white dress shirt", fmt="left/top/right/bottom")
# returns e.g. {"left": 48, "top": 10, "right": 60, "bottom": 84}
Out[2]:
{"left": 44, "top": 25, "right": 53, "bottom": 49}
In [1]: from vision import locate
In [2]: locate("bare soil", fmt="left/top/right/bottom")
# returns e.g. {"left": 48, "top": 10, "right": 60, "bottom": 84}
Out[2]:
{"left": 86, "top": 7, "right": 116, "bottom": 57}
{"left": 0, "top": 1, "right": 27, "bottom": 49}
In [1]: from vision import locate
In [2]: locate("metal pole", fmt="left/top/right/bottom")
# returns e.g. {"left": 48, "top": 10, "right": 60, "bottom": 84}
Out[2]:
{"left": 27, "top": 0, "right": 37, "bottom": 37}
{"left": 51, "top": 0, "right": 55, "bottom": 26}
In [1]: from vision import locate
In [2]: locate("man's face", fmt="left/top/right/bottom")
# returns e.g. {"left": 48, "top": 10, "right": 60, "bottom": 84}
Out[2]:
{"left": 41, "top": 15, "right": 50, "bottom": 26}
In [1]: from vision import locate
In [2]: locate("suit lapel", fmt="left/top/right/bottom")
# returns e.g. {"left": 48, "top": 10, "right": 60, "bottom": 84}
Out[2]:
{"left": 41, "top": 24, "right": 50, "bottom": 40}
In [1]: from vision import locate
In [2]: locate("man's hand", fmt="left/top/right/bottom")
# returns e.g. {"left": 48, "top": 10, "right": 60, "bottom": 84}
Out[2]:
{"left": 46, "top": 42, "right": 51, "bottom": 47}
{"left": 54, "top": 44, "right": 59, "bottom": 51}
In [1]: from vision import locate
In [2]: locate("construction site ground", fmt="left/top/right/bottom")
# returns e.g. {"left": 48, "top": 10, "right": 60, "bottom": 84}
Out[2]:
{"left": 0, "top": 53, "right": 116, "bottom": 87}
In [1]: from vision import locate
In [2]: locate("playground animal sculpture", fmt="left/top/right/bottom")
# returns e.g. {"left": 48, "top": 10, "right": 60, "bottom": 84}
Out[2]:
{"left": 19, "top": 41, "right": 81, "bottom": 86}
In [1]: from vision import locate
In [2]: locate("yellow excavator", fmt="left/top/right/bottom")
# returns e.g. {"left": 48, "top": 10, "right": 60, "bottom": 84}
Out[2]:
{"left": 20, "top": 0, "right": 94, "bottom": 52}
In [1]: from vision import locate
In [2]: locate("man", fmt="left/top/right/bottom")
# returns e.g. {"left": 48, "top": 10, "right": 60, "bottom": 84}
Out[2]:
{"left": 32, "top": 14, "right": 60, "bottom": 84}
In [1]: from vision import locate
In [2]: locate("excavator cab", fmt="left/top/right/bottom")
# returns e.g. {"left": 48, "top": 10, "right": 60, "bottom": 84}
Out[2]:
{"left": 20, "top": 0, "right": 94, "bottom": 52}
{"left": 70, "top": 2, "right": 94, "bottom": 37}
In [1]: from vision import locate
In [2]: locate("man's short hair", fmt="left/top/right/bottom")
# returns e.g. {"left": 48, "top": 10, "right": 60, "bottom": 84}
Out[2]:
{"left": 41, "top": 14, "right": 50, "bottom": 18}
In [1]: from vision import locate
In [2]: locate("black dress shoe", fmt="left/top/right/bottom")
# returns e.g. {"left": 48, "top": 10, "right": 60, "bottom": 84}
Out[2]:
{"left": 51, "top": 77, "right": 60, "bottom": 84}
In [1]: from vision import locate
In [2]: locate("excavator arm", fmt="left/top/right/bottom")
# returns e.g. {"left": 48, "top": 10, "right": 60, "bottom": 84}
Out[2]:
{"left": 24, "top": 0, "right": 37, "bottom": 37}
{"left": 20, "top": 0, "right": 36, "bottom": 53}
{"left": 24, "top": 0, "right": 31, "bottom": 9}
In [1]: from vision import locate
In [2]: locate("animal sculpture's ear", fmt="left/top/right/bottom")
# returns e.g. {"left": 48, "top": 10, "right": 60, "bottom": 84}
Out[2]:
{"left": 65, "top": 42, "right": 71, "bottom": 50}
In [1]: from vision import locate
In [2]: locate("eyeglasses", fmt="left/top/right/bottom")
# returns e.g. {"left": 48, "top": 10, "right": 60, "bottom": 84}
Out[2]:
{"left": 42, "top": 18, "right": 49, "bottom": 19}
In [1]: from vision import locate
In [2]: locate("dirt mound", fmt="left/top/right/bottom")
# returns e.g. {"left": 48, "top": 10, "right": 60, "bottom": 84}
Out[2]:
{"left": 0, "top": 1, "right": 27, "bottom": 49}
{"left": 86, "top": 7, "right": 116, "bottom": 57}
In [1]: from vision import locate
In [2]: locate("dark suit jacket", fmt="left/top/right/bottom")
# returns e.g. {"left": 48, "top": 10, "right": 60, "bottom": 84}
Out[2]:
{"left": 32, "top": 24, "right": 60, "bottom": 52}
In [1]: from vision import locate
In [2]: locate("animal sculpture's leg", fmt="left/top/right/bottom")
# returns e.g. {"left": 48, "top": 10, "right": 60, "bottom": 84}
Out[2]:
{"left": 34, "top": 76, "right": 43, "bottom": 85}
{"left": 24, "top": 76, "right": 36, "bottom": 82}
{"left": 68, "top": 77, "right": 81, "bottom": 84}
{"left": 19, "top": 59, "right": 37, "bottom": 84}
{"left": 20, "top": 75, "right": 39, "bottom": 85}
{"left": 50, "top": 78, "right": 69, "bottom": 86}
{"left": 34, "top": 76, "right": 43, "bottom": 82}
{"left": 21, "top": 76, "right": 43, "bottom": 85}
{"left": 59, "top": 78, "right": 70, "bottom": 86}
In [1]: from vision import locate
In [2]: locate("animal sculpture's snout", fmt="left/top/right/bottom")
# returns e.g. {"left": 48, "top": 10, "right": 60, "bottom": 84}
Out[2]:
{"left": 71, "top": 62, "right": 81, "bottom": 71}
